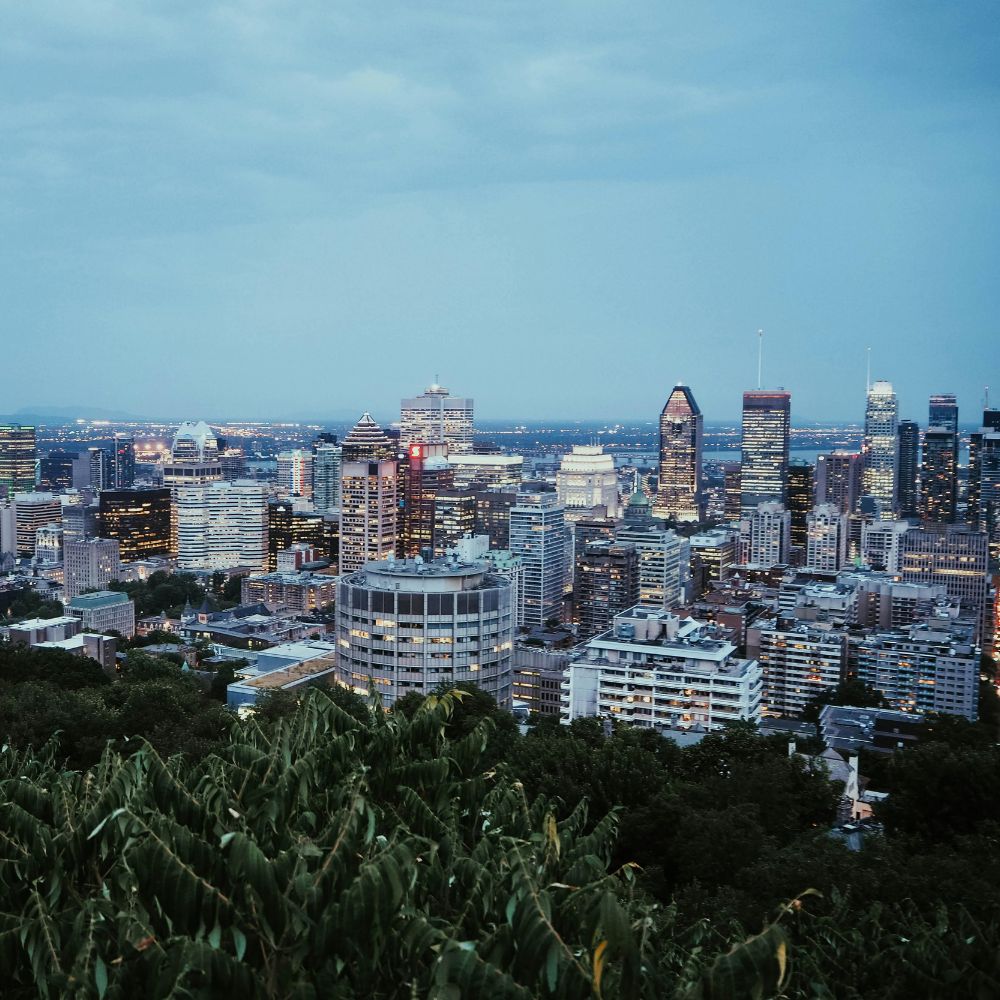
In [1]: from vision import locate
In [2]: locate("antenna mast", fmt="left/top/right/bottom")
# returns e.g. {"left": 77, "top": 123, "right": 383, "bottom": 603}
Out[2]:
{"left": 756, "top": 329, "right": 764, "bottom": 390}
{"left": 866, "top": 347, "right": 871, "bottom": 394}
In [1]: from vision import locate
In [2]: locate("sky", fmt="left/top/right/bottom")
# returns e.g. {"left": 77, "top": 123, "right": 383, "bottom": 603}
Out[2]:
{"left": 1, "top": 2, "right": 998, "bottom": 424}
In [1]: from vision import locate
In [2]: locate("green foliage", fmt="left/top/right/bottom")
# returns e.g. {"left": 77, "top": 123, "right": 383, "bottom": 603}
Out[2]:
{"left": 3, "top": 589, "right": 64, "bottom": 622}
{"left": 0, "top": 689, "right": 795, "bottom": 998}
{"left": 803, "top": 680, "right": 888, "bottom": 724}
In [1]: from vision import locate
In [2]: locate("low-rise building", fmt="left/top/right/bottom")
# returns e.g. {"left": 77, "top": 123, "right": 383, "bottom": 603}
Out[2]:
{"left": 562, "top": 607, "right": 762, "bottom": 732}
{"left": 241, "top": 571, "right": 338, "bottom": 614}
{"left": 66, "top": 591, "right": 135, "bottom": 638}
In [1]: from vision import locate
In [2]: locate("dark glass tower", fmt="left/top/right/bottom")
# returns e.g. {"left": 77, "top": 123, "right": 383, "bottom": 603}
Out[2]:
{"left": 113, "top": 434, "right": 136, "bottom": 489}
{"left": 896, "top": 420, "right": 920, "bottom": 519}
{"left": 787, "top": 460, "right": 814, "bottom": 559}
{"left": 921, "top": 426, "right": 958, "bottom": 523}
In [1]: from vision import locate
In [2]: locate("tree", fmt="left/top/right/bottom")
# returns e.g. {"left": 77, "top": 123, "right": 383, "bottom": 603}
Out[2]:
{"left": 803, "top": 679, "right": 888, "bottom": 725}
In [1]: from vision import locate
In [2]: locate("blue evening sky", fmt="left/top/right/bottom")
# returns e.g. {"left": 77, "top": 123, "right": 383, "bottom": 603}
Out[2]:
{"left": 1, "top": 2, "right": 998, "bottom": 423}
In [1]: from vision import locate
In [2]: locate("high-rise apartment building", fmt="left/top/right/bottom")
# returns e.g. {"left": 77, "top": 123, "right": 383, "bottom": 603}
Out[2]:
{"left": 400, "top": 384, "right": 474, "bottom": 454}
{"left": 615, "top": 493, "right": 690, "bottom": 609}
{"left": 336, "top": 555, "right": 513, "bottom": 707}
{"left": 339, "top": 459, "right": 399, "bottom": 573}
{"left": 574, "top": 540, "right": 640, "bottom": 640}
{"left": 655, "top": 384, "right": 704, "bottom": 521}
{"left": 112, "top": 434, "right": 135, "bottom": 489}
{"left": 921, "top": 425, "right": 958, "bottom": 523}
{"left": 64, "top": 538, "right": 122, "bottom": 599}
{"left": 969, "top": 409, "right": 1000, "bottom": 560}
{"left": 312, "top": 442, "right": 342, "bottom": 513}
{"left": 740, "top": 391, "right": 791, "bottom": 513}
{"left": 896, "top": 420, "right": 920, "bottom": 518}
{"left": 0, "top": 425, "right": 37, "bottom": 498}
{"left": 556, "top": 445, "right": 620, "bottom": 518}
{"left": 98, "top": 488, "right": 172, "bottom": 561}
{"left": 805, "top": 503, "right": 848, "bottom": 572}
{"left": 738, "top": 502, "right": 791, "bottom": 568}
{"left": 473, "top": 487, "right": 519, "bottom": 549}
{"left": 815, "top": 451, "right": 862, "bottom": 515}
{"left": 276, "top": 449, "right": 314, "bottom": 500}
{"left": 862, "top": 380, "right": 898, "bottom": 510}
{"left": 176, "top": 480, "right": 268, "bottom": 571}
{"left": 509, "top": 488, "right": 566, "bottom": 628}
{"left": 432, "top": 491, "right": 476, "bottom": 556}
{"left": 756, "top": 617, "right": 847, "bottom": 716}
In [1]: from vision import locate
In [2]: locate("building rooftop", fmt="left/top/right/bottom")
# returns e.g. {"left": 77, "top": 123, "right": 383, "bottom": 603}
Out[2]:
{"left": 67, "top": 591, "right": 131, "bottom": 610}
{"left": 7, "top": 615, "right": 79, "bottom": 630}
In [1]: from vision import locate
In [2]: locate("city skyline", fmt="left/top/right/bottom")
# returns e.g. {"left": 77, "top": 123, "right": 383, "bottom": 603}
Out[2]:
{"left": 3, "top": 3, "right": 998, "bottom": 420}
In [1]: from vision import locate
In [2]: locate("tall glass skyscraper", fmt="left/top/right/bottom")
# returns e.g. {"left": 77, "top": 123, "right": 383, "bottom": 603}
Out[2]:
{"left": 0, "top": 424, "right": 37, "bottom": 498}
{"left": 655, "top": 384, "right": 704, "bottom": 521}
{"left": 740, "top": 391, "right": 790, "bottom": 514}
{"left": 861, "top": 380, "right": 898, "bottom": 512}
{"left": 896, "top": 420, "right": 920, "bottom": 519}
{"left": 921, "top": 426, "right": 958, "bottom": 523}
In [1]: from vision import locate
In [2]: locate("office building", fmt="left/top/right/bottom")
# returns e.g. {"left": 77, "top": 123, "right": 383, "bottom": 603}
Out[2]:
{"left": 511, "top": 646, "right": 570, "bottom": 717}
{"left": 432, "top": 491, "right": 476, "bottom": 556}
{"left": 312, "top": 441, "right": 342, "bottom": 513}
{"left": 928, "top": 393, "right": 959, "bottom": 438}
{"left": 268, "top": 501, "right": 327, "bottom": 571}
{"left": 14, "top": 492, "right": 61, "bottom": 558}
{"left": 98, "top": 488, "right": 172, "bottom": 561}
{"left": 723, "top": 463, "right": 742, "bottom": 521}
{"left": 755, "top": 617, "right": 847, "bottom": 716}
{"left": 218, "top": 447, "right": 247, "bottom": 481}
{"left": 862, "top": 380, "right": 898, "bottom": 510}
{"left": 450, "top": 454, "right": 523, "bottom": 490}
{"left": 34, "top": 524, "right": 63, "bottom": 565}
{"left": 163, "top": 421, "right": 223, "bottom": 555}
{"left": 336, "top": 554, "right": 514, "bottom": 706}
{"left": 38, "top": 452, "right": 75, "bottom": 491}
{"left": 341, "top": 412, "right": 395, "bottom": 462}
{"left": 654, "top": 384, "right": 704, "bottom": 521}
{"left": 176, "top": 480, "right": 268, "bottom": 572}
{"left": 170, "top": 420, "right": 219, "bottom": 463}
{"left": 896, "top": 421, "right": 920, "bottom": 519}
{"left": 574, "top": 540, "right": 640, "bottom": 640}
{"left": 61, "top": 494, "right": 99, "bottom": 543}
{"left": 787, "top": 460, "right": 814, "bottom": 561}
{"left": 402, "top": 443, "right": 452, "bottom": 556}
{"left": 0, "top": 424, "right": 37, "bottom": 497}
{"left": 112, "top": 434, "right": 135, "bottom": 489}
{"left": 815, "top": 451, "right": 861, "bottom": 516}
{"left": 400, "top": 383, "right": 474, "bottom": 454}
{"left": 66, "top": 590, "right": 136, "bottom": 638}
{"left": 473, "top": 487, "right": 518, "bottom": 549}
{"left": 556, "top": 445, "right": 620, "bottom": 518}
{"left": 806, "top": 504, "right": 848, "bottom": 572}
{"left": 738, "top": 502, "right": 791, "bottom": 568}
{"left": 64, "top": 538, "right": 122, "bottom": 599}
{"left": 921, "top": 425, "right": 958, "bottom": 523}
{"left": 509, "top": 488, "right": 566, "bottom": 628}
{"left": 563, "top": 608, "right": 762, "bottom": 732}
{"left": 740, "top": 391, "right": 791, "bottom": 512}
{"left": 852, "top": 621, "right": 979, "bottom": 721}
{"left": 969, "top": 410, "right": 1000, "bottom": 560}
{"left": 277, "top": 450, "right": 314, "bottom": 500}
{"left": 689, "top": 529, "right": 737, "bottom": 588}
{"left": 615, "top": 493, "right": 689, "bottom": 609}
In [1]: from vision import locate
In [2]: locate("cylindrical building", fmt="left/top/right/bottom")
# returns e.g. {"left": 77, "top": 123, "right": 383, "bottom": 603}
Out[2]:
{"left": 336, "top": 555, "right": 514, "bottom": 707}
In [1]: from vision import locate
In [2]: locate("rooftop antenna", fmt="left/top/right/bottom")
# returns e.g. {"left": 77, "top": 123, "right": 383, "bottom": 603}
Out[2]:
{"left": 756, "top": 329, "right": 764, "bottom": 390}
{"left": 866, "top": 347, "right": 871, "bottom": 394}
{"left": 985, "top": 385, "right": 991, "bottom": 409}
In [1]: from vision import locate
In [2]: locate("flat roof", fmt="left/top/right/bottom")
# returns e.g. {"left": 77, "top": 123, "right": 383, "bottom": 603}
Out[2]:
{"left": 67, "top": 591, "right": 131, "bottom": 609}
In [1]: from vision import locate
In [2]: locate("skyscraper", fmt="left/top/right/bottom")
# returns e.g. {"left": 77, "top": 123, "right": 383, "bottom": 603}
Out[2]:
{"left": 277, "top": 449, "right": 314, "bottom": 500}
{"left": 509, "top": 488, "right": 566, "bottom": 628}
{"left": 400, "top": 384, "right": 474, "bottom": 454}
{"left": 112, "top": 434, "right": 135, "bottom": 489}
{"left": 896, "top": 420, "right": 920, "bottom": 519}
{"left": 655, "top": 384, "right": 704, "bottom": 521}
{"left": 738, "top": 502, "right": 791, "bottom": 568}
{"left": 176, "top": 480, "right": 268, "bottom": 571}
{"left": 64, "top": 537, "right": 122, "bottom": 599}
{"left": 341, "top": 412, "right": 395, "bottom": 462}
{"left": 312, "top": 440, "right": 342, "bottom": 513}
{"left": 98, "top": 488, "right": 172, "bottom": 561}
{"left": 402, "top": 443, "right": 452, "bottom": 556}
{"left": 862, "top": 380, "right": 898, "bottom": 511}
{"left": 0, "top": 425, "right": 37, "bottom": 498}
{"left": 929, "top": 393, "right": 959, "bottom": 437}
{"left": 787, "top": 460, "right": 814, "bottom": 561}
{"left": 921, "top": 425, "right": 958, "bottom": 523}
{"left": 969, "top": 409, "right": 1000, "bottom": 559}
{"left": 815, "top": 451, "right": 862, "bottom": 515}
{"left": 740, "top": 391, "right": 791, "bottom": 513}
{"left": 574, "top": 540, "right": 640, "bottom": 640}
{"left": 805, "top": 503, "right": 848, "bottom": 572}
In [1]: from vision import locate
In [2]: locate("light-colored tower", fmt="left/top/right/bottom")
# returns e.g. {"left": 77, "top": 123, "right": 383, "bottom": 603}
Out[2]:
{"left": 805, "top": 503, "right": 848, "bottom": 572}
{"left": 738, "top": 502, "right": 791, "bottom": 568}
{"left": 655, "top": 384, "right": 704, "bottom": 521}
{"left": 509, "top": 488, "right": 566, "bottom": 628}
{"left": 740, "top": 391, "right": 791, "bottom": 513}
{"left": 277, "top": 449, "right": 314, "bottom": 500}
{"left": 336, "top": 554, "right": 514, "bottom": 707}
{"left": 312, "top": 443, "right": 342, "bottom": 513}
{"left": 64, "top": 537, "right": 122, "bottom": 599}
{"left": 175, "top": 479, "right": 268, "bottom": 571}
{"left": 400, "top": 384, "right": 474, "bottom": 454}
{"left": 615, "top": 493, "right": 690, "bottom": 609}
{"left": 556, "top": 445, "right": 620, "bottom": 517}
{"left": 339, "top": 459, "right": 399, "bottom": 573}
{"left": 861, "top": 380, "right": 898, "bottom": 511}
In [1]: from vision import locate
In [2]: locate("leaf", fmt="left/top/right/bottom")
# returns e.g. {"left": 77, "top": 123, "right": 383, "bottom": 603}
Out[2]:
{"left": 95, "top": 954, "right": 108, "bottom": 999}
{"left": 232, "top": 926, "right": 247, "bottom": 961}
{"left": 593, "top": 940, "right": 608, "bottom": 997}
